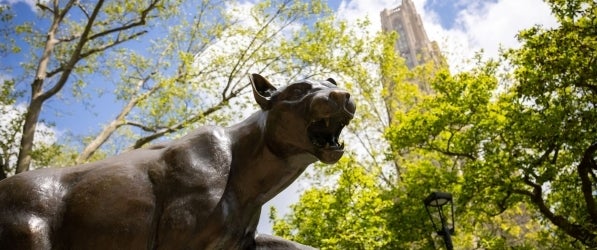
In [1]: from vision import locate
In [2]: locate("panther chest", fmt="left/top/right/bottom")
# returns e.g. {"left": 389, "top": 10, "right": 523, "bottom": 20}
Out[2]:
{"left": 156, "top": 190, "right": 259, "bottom": 249}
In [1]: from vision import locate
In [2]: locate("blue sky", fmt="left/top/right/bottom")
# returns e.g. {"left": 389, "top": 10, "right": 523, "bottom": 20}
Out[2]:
{"left": 1, "top": 0, "right": 557, "bottom": 235}
{"left": 424, "top": 0, "right": 468, "bottom": 29}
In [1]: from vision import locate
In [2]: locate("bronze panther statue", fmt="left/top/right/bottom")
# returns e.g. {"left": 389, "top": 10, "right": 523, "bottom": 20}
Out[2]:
{"left": 0, "top": 74, "right": 356, "bottom": 249}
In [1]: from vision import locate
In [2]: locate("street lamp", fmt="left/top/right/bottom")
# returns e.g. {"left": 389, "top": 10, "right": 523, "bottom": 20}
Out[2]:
{"left": 424, "top": 191, "right": 455, "bottom": 250}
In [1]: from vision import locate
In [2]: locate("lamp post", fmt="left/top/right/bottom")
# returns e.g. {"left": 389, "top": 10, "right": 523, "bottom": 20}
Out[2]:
{"left": 424, "top": 191, "right": 455, "bottom": 250}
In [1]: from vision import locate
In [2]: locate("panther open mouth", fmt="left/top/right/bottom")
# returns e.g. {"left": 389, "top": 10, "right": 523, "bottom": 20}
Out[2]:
{"left": 307, "top": 117, "right": 348, "bottom": 152}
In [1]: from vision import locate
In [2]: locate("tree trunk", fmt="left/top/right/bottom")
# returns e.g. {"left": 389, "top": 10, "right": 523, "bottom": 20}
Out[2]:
{"left": 14, "top": 96, "right": 44, "bottom": 173}
{"left": 15, "top": 0, "right": 103, "bottom": 172}
{"left": 0, "top": 154, "right": 7, "bottom": 181}
{"left": 14, "top": 11, "right": 61, "bottom": 173}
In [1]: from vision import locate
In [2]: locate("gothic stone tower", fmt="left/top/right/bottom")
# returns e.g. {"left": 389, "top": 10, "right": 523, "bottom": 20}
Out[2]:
{"left": 380, "top": 0, "right": 441, "bottom": 69}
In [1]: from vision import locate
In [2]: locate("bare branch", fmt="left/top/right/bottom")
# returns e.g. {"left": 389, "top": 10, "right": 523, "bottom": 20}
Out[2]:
{"left": 122, "top": 121, "right": 158, "bottom": 133}
{"left": 223, "top": 0, "right": 293, "bottom": 97}
{"left": 130, "top": 88, "right": 243, "bottom": 149}
{"left": 46, "top": 66, "right": 64, "bottom": 78}
{"left": 56, "top": 0, "right": 77, "bottom": 21}
{"left": 79, "top": 30, "right": 147, "bottom": 58}
{"left": 36, "top": 3, "right": 54, "bottom": 14}
{"left": 38, "top": 0, "right": 105, "bottom": 102}
{"left": 57, "top": 34, "right": 81, "bottom": 44}
{"left": 86, "top": 0, "right": 160, "bottom": 41}
{"left": 75, "top": 1, "right": 91, "bottom": 19}
{"left": 76, "top": 71, "right": 158, "bottom": 163}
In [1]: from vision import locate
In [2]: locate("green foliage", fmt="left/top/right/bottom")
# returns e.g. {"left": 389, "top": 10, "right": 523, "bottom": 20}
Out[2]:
{"left": 384, "top": 0, "right": 597, "bottom": 247}
{"left": 0, "top": 4, "right": 16, "bottom": 56}
{"left": 502, "top": 0, "right": 596, "bottom": 246}
{"left": 101, "top": 0, "right": 342, "bottom": 152}
{"left": 384, "top": 54, "right": 590, "bottom": 247}
{"left": 272, "top": 157, "right": 393, "bottom": 249}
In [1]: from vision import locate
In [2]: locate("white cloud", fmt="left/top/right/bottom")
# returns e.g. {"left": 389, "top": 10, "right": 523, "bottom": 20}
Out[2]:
{"left": 0, "top": 103, "right": 57, "bottom": 174}
{"left": 336, "top": 0, "right": 557, "bottom": 70}
{"left": 336, "top": 0, "right": 396, "bottom": 29}
{"left": 0, "top": 78, "right": 58, "bottom": 171}
{"left": 420, "top": 0, "right": 557, "bottom": 69}
{"left": 3, "top": 0, "right": 38, "bottom": 12}
{"left": 452, "top": 0, "right": 557, "bottom": 58}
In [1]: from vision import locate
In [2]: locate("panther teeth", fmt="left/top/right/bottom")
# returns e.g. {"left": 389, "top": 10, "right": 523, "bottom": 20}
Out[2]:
{"left": 308, "top": 117, "right": 346, "bottom": 150}
{"left": 310, "top": 118, "right": 332, "bottom": 127}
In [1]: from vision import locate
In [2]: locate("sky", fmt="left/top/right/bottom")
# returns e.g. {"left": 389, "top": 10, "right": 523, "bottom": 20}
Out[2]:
{"left": 1, "top": 0, "right": 557, "bottom": 236}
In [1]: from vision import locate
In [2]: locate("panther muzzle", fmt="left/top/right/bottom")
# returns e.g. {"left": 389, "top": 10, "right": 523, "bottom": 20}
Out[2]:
{"left": 307, "top": 89, "right": 356, "bottom": 164}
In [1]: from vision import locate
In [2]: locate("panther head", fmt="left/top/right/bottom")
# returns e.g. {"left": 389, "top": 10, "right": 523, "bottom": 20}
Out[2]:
{"left": 249, "top": 74, "right": 356, "bottom": 164}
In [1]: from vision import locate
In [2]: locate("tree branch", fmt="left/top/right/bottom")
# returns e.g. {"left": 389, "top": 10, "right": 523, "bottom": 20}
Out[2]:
{"left": 36, "top": 3, "right": 54, "bottom": 14}
{"left": 425, "top": 145, "right": 477, "bottom": 161}
{"left": 86, "top": 0, "right": 160, "bottom": 41}
{"left": 122, "top": 121, "right": 158, "bottom": 133}
{"left": 76, "top": 71, "right": 158, "bottom": 163}
{"left": 38, "top": 0, "right": 104, "bottom": 102}
{"left": 15, "top": 0, "right": 77, "bottom": 173}
{"left": 130, "top": 89, "right": 241, "bottom": 149}
{"left": 223, "top": 0, "right": 293, "bottom": 97}
{"left": 79, "top": 30, "right": 147, "bottom": 58}
{"left": 513, "top": 183, "right": 596, "bottom": 246}
{"left": 46, "top": 66, "right": 65, "bottom": 78}
{"left": 56, "top": 34, "right": 81, "bottom": 44}
{"left": 75, "top": 1, "right": 91, "bottom": 19}
{"left": 578, "top": 142, "right": 597, "bottom": 225}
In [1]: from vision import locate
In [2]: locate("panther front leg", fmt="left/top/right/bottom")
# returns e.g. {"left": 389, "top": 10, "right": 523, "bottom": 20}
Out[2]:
{"left": 254, "top": 234, "right": 316, "bottom": 250}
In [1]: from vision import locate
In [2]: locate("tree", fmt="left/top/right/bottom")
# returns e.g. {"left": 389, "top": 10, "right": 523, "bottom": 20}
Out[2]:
{"left": 74, "top": 0, "right": 333, "bottom": 163}
{"left": 12, "top": 0, "right": 173, "bottom": 173}
{"left": 502, "top": 0, "right": 597, "bottom": 245}
{"left": 386, "top": 0, "right": 597, "bottom": 247}
{"left": 272, "top": 157, "right": 393, "bottom": 249}
{"left": 0, "top": 4, "right": 17, "bottom": 59}
{"left": 387, "top": 60, "right": 556, "bottom": 248}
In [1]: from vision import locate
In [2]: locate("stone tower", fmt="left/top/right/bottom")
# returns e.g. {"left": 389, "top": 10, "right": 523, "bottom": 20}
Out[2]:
{"left": 380, "top": 0, "right": 441, "bottom": 69}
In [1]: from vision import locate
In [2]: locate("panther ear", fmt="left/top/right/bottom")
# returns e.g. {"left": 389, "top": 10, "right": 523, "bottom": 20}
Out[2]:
{"left": 249, "top": 73, "right": 277, "bottom": 110}
{"left": 326, "top": 78, "right": 337, "bottom": 85}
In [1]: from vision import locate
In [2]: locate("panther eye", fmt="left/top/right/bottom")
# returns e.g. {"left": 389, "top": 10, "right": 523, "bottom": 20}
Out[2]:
{"left": 288, "top": 84, "right": 312, "bottom": 98}
{"left": 292, "top": 88, "right": 305, "bottom": 95}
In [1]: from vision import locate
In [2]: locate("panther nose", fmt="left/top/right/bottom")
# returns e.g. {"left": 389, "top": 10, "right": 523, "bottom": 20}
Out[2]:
{"left": 329, "top": 90, "right": 355, "bottom": 115}
{"left": 329, "top": 90, "right": 350, "bottom": 104}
